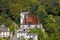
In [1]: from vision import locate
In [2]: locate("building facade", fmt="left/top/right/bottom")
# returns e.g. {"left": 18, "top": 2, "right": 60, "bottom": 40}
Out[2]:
{"left": 9, "top": 12, "right": 44, "bottom": 40}
{"left": 0, "top": 24, "right": 12, "bottom": 37}
{"left": 20, "top": 12, "right": 44, "bottom": 32}
{"left": 16, "top": 30, "right": 38, "bottom": 40}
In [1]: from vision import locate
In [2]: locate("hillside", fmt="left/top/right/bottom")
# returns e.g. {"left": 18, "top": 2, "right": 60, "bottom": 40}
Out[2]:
{"left": 0, "top": 0, "right": 60, "bottom": 40}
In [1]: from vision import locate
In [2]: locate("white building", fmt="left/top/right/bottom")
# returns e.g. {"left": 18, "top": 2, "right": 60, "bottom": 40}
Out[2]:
{"left": 20, "top": 12, "right": 44, "bottom": 32}
{"left": 9, "top": 12, "right": 45, "bottom": 40}
{"left": 16, "top": 30, "right": 38, "bottom": 40}
{"left": 0, "top": 25, "right": 12, "bottom": 37}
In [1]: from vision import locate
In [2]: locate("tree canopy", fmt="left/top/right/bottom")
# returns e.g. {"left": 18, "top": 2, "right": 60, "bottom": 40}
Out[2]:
{"left": 0, "top": 0, "right": 60, "bottom": 40}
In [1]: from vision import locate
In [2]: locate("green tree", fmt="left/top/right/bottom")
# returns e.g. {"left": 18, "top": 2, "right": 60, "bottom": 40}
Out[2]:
{"left": 29, "top": 38, "right": 33, "bottom": 40}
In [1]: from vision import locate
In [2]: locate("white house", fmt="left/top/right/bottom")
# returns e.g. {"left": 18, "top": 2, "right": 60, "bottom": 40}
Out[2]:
{"left": 20, "top": 12, "right": 44, "bottom": 32}
{"left": 16, "top": 30, "right": 38, "bottom": 40}
{"left": 9, "top": 12, "right": 45, "bottom": 40}
{"left": 0, "top": 25, "right": 11, "bottom": 37}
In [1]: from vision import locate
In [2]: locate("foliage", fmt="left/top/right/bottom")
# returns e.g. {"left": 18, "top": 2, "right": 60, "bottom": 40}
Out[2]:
{"left": 28, "top": 28, "right": 49, "bottom": 40}
{"left": 21, "top": 36, "right": 25, "bottom": 40}
{"left": 0, "top": 0, "right": 60, "bottom": 40}
{"left": 29, "top": 38, "right": 33, "bottom": 40}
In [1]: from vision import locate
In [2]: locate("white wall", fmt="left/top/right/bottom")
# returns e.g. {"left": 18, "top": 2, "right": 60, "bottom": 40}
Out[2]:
{"left": 0, "top": 32, "right": 9, "bottom": 37}
{"left": 20, "top": 12, "right": 29, "bottom": 24}
{"left": 17, "top": 32, "right": 38, "bottom": 40}
{"left": 20, "top": 24, "right": 42, "bottom": 29}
